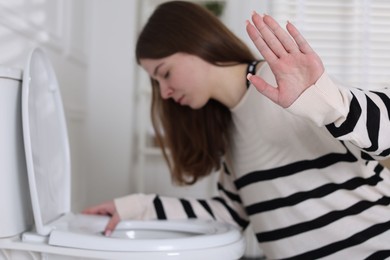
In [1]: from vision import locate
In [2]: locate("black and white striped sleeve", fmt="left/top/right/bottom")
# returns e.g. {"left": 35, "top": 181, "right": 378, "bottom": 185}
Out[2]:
{"left": 113, "top": 162, "right": 249, "bottom": 230}
{"left": 287, "top": 72, "right": 390, "bottom": 159}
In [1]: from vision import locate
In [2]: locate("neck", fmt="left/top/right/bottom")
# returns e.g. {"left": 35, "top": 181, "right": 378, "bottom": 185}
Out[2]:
{"left": 210, "top": 63, "right": 249, "bottom": 108}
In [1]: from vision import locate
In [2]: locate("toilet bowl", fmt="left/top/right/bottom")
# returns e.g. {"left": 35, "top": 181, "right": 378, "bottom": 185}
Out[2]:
{"left": 0, "top": 47, "right": 245, "bottom": 260}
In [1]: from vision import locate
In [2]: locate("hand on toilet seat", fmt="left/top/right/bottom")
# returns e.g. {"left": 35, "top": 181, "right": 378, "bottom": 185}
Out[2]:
{"left": 82, "top": 200, "right": 120, "bottom": 236}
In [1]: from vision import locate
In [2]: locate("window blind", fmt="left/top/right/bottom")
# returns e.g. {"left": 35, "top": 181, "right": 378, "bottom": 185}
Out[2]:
{"left": 269, "top": 0, "right": 390, "bottom": 90}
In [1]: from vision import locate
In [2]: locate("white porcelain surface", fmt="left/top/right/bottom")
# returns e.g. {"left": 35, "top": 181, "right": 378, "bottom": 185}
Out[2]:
{"left": 47, "top": 214, "right": 244, "bottom": 252}
{"left": 14, "top": 214, "right": 245, "bottom": 259}
{"left": 0, "top": 66, "right": 22, "bottom": 80}
{"left": 22, "top": 48, "right": 71, "bottom": 236}
{"left": 0, "top": 73, "right": 33, "bottom": 237}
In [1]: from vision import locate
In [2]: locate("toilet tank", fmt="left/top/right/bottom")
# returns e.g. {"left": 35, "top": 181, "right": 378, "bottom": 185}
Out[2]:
{"left": 0, "top": 67, "right": 33, "bottom": 237}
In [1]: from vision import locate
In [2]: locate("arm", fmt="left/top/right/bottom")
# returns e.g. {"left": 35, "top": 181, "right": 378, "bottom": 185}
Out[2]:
{"left": 84, "top": 162, "right": 249, "bottom": 236}
{"left": 114, "top": 162, "right": 249, "bottom": 227}
{"left": 246, "top": 12, "right": 390, "bottom": 159}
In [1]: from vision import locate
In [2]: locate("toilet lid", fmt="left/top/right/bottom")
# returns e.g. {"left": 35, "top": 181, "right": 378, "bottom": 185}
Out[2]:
{"left": 22, "top": 47, "right": 71, "bottom": 236}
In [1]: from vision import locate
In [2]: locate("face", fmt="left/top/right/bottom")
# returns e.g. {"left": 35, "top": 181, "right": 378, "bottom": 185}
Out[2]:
{"left": 140, "top": 53, "right": 212, "bottom": 109}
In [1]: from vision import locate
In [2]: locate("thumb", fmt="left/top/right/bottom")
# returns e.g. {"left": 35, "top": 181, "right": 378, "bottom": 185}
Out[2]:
{"left": 104, "top": 213, "right": 120, "bottom": 236}
{"left": 247, "top": 73, "right": 279, "bottom": 104}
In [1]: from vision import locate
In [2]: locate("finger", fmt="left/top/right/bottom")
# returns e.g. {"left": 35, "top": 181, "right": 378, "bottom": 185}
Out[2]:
{"left": 251, "top": 12, "right": 287, "bottom": 58}
{"left": 246, "top": 20, "right": 278, "bottom": 63}
{"left": 104, "top": 214, "right": 120, "bottom": 237}
{"left": 247, "top": 73, "right": 279, "bottom": 103}
{"left": 83, "top": 206, "right": 104, "bottom": 215}
{"left": 81, "top": 207, "right": 98, "bottom": 214}
{"left": 263, "top": 15, "right": 299, "bottom": 54}
{"left": 83, "top": 207, "right": 110, "bottom": 216}
{"left": 286, "top": 21, "right": 314, "bottom": 54}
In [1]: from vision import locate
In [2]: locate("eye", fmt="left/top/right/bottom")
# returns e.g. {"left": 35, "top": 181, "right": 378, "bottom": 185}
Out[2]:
{"left": 164, "top": 71, "right": 170, "bottom": 79}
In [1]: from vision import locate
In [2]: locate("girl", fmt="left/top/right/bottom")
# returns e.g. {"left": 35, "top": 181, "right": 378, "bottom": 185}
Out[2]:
{"left": 84, "top": 2, "right": 390, "bottom": 259}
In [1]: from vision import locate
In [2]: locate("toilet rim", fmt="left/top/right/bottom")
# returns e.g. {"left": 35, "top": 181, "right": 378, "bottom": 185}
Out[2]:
{"left": 48, "top": 218, "right": 243, "bottom": 252}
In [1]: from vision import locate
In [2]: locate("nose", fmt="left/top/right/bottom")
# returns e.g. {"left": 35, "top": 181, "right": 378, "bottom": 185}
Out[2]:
{"left": 159, "top": 81, "right": 173, "bottom": 99}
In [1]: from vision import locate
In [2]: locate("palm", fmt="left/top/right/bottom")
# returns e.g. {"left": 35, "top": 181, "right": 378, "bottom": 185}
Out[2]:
{"left": 271, "top": 51, "right": 323, "bottom": 107}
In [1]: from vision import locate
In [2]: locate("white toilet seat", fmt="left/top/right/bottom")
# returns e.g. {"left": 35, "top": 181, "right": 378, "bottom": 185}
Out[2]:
{"left": 17, "top": 213, "right": 245, "bottom": 259}
{"left": 45, "top": 214, "right": 243, "bottom": 252}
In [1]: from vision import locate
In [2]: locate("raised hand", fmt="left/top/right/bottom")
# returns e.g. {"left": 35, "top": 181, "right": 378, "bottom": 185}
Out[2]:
{"left": 246, "top": 12, "right": 325, "bottom": 108}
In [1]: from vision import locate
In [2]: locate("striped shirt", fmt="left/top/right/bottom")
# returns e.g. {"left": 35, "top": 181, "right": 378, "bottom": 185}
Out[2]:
{"left": 115, "top": 63, "right": 390, "bottom": 259}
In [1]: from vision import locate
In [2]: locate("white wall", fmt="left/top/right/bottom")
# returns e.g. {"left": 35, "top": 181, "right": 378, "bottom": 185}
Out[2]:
{"left": 224, "top": 0, "right": 269, "bottom": 56}
{"left": 83, "top": 0, "right": 139, "bottom": 207}
{"left": 0, "top": 0, "right": 93, "bottom": 211}
{"left": 0, "top": 0, "right": 141, "bottom": 213}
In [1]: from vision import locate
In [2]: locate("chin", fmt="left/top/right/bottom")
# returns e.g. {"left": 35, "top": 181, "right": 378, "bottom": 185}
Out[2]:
{"left": 191, "top": 98, "right": 210, "bottom": 109}
{"left": 189, "top": 102, "right": 206, "bottom": 110}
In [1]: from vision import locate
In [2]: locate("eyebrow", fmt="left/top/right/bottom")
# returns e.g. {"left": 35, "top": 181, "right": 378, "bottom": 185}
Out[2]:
{"left": 153, "top": 63, "right": 164, "bottom": 77}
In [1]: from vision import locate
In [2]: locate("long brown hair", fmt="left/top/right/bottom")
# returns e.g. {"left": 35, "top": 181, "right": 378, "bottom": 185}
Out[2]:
{"left": 136, "top": 1, "right": 255, "bottom": 185}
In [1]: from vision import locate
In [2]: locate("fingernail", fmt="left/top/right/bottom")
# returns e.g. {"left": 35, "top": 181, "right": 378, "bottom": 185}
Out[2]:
{"left": 251, "top": 11, "right": 263, "bottom": 18}
{"left": 247, "top": 73, "right": 253, "bottom": 81}
{"left": 105, "top": 230, "right": 112, "bottom": 237}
